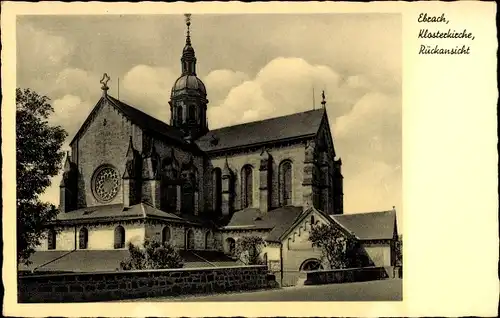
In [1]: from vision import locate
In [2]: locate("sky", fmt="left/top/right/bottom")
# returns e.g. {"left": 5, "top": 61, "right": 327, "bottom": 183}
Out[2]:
{"left": 17, "top": 13, "right": 402, "bottom": 223}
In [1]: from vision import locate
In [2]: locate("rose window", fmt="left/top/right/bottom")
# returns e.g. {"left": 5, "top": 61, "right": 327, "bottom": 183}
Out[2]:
{"left": 92, "top": 166, "right": 120, "bottom": 202}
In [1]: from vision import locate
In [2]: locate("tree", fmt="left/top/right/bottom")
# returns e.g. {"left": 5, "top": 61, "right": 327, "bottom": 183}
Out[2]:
{"left": 120, "top": 239, "right": 184, "bottom": 270}
{"left": 308, "top": 223, "right": 361, "bottom": 269}
{"left": 16, "top": 88, "right": 67, "bottom": 265}
{"left": 235, "top": 236, "right": 266, "bottom": 265}
{"left": 395, "top": 235, "right": 403, "bottom": 267}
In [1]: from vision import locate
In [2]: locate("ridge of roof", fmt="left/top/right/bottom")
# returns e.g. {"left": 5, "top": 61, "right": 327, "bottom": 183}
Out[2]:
{"left": 331, "top": 210, "right": 397, "bottom": 241}
{"left": 197, "top": 108, "right": 326, "bottom": 152}
{"left": 69, "top": 94, "right": 188, "bottom": 147}
{"left": 332, "top": 209, "right": 396, "bottom": 218}
{"left": 211, "top": 108, "right": 325, "bottom": 132}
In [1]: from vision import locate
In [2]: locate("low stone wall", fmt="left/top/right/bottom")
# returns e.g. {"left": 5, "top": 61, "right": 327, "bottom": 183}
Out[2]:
{"left": 304, "top": 266, "right": 390, "bottom": 285}
{"left": 18, "top": 265, "right": 270, "bottom": 303}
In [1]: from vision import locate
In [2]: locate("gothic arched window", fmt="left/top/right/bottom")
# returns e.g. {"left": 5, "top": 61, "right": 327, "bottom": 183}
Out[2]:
{"left": 114, "top": 225, "right": 125, "bottom": 249}
{"left": 205, "top": 231, "right": 213, "bottom": 250}
{"left": 79, "top": 227, "right": 88, "bottom": 249}
{"left": 186, "top": 229, "right": 195, "bottom": 250}
{"left": 181, "top": 168, "right": 196, "bottom": 214}
{"left": 162, "top": 226, "right": 171, "bottom": 244}
{"left": 47, "top": 228, "right": 56, "bottom": 250}
{"left": 212, "top": 168, "right": 222, "bottom": 212}
{"left": 241, "top": 165, "right": 253, "bottom": 208}
{"left": 226, "top": 237, "right": 236, "bottom": 255}
{"left": 161, "top": 158, "right": 179, "bottom": 212}
{"left": 279, "top": 160, "right": 293, "bottom": 206}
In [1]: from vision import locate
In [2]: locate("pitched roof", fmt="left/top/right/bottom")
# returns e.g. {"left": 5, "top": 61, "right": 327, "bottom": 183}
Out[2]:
{"left": 196, "top": 109, "right": 325, "bottom": 152}
{"left": 331, "top": 210, "right": 397, "bottom": 240}
{"left": 54, "top": 203, "right": 191, "bottom": 225}
{"left": 222, "top": 206, "right": 304, "bottom": 242}
{"left": 69, "top": 94, "right": 189, "bottom": 148}
{"left": 105, "top": 96, "right": 187, "bottom": 145}
{"left": 19, "top": 250, "right": 241, "bottom": 273}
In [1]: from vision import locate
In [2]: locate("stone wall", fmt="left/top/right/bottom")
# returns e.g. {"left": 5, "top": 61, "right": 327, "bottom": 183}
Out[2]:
{"left": 304, "top": 266, "right": 390, "bottom": 285}
{"left": 18, "top": 265, "right": 270, "bottom": 303}
{"left": 208, "top": 143, "right": 305, "bottom": 212}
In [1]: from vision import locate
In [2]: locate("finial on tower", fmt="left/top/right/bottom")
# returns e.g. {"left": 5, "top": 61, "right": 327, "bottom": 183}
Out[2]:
{"left": 184, "top": 13, "right": 192, "bottom": 45}
{"left": 321, "top": 90, "right": 326, "bottom": 108}
{"left": 100, "top": 73, "right": 110, "bottom": 95}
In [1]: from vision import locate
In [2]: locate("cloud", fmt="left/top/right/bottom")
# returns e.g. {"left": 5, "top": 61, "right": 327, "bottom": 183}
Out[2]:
{"left": 206, "top": 57, "right": 401, "bottom": 215}
{"left": 52, "top": 68, "right": 101, "bottom": 100}
{"left": 343, "top": 159, "right": 402, "bottom": 214}
{"left": 208, "top": 57, "right": 378, "bottom": 129}
{"left": 203, "top": 69, "right": 249, "bottom": 106}
{"left": 333, "top": 91, "right": 401, "bottom": 166}
{"left": 50, "top": 94, "right": 94, "bottom": 140}
{"left": 121, "top": 65, "right": 177, "bottom": 123}
{"left": 17, "top": 23, "right": 74, "bottom": 74}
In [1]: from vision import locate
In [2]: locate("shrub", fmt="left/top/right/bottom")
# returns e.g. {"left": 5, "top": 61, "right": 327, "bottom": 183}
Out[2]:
{"left": 120, "top": 238, "right": 183, "bottom": 270}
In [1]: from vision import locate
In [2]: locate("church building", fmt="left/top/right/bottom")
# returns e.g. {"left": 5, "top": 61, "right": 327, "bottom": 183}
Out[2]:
{"left": 23, "top": 15, "right": 399, "bottom": 286}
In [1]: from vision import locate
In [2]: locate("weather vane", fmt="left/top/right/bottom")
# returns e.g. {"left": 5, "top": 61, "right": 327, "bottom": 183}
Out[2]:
{"left": 100, "top": 73, "right": 111, "bottom": 92}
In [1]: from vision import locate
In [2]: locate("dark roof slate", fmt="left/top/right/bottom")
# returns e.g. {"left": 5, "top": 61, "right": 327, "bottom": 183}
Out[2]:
{"left": 196, "top": 109, "right": 325, "bottom": 152}
{"left": 19, "top": 250, "right": 241, "bottom": 273}
{"left": 223, "top": 206, "right": 304, "bottom": 242}
{"left": 331, "top": 210, "right": 397, "bottom": 240}
{"left": 69, "top": 94, "right": 189, "bottom": 148}
{"left": 55, "top": 203, "right": 190, "bottom": 224}
{"left": 105, "top": 96, "right": 188, "bottom": 145}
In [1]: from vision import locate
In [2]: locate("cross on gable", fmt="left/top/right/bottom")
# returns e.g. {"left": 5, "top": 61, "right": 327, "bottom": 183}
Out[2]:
{"left": 100, "top": 73, "right": 111, "bottom": 91}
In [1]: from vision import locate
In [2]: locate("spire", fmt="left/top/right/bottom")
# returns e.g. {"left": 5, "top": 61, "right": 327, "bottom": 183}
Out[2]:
{"left": 181, "top": 13, "right": 197, "bottom": 75}
{"left": 222, "top": 157, "right": 232, "bottom": 176}
{"left": 125, "top": 136, "right": 135, "bottom": 160}
{"left": 63, "top": 151, "right": 72, "bottom": 172}
{"left": 185, "top": 13, "right": 192, "bottom": 46}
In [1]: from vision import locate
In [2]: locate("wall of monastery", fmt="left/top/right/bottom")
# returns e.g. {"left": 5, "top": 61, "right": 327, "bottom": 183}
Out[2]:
{"left": 37, "top": 222, "right": 145, "bottom": 251}
{"left": 18, "top": 265, "right": 272, "bottom": 303}
{"left": 207, "top": 143, "right": 306, "bottom": 212}
{"left": 73, "top": 100, "right": 142, "bottom": 208}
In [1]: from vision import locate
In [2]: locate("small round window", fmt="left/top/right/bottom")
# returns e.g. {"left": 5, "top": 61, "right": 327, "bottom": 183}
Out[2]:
{"left": 92, "top": 165, "right": 120, "bottom": 203}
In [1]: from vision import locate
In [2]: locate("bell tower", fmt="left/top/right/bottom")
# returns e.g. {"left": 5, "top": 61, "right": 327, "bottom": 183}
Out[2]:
{"left": 169, "top": 14, "right": 209, "bottom": 141}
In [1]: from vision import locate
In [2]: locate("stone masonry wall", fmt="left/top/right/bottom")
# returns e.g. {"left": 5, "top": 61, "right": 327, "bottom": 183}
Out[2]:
{"left": 304, "top": 266, "right": 390, "bottom": 285}
{"left": 74, "top": 100, "right": 142, "bottom": 208}
{"left": 18, "top": 265, "right": 270, "bottom": 303}
{"left": 208, "top": 143, "right": 305, "bottom": 212}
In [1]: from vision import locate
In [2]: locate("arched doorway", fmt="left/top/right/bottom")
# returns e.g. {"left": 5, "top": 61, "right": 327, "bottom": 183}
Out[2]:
{"left": 186, "top": 229, "right": 195, "bottom": 250}
{"left": 226, "top": 237, "right": 236, "bottom": 256}
{"left": 300, "top": 258, "right": 324, "bottom": 271}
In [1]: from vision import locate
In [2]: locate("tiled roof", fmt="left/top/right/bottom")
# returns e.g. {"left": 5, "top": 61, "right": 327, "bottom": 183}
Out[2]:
{"left": 196, "top": 109, "right": 325, "bottom": 152}
{"left": 69, "top": 94, "right": 190, "bottom": 148}
{"left": 19, "top": 250, "right": 130, "bottom": 272}
{"left": 19, "top": 250, "right": 241, "bottom": 273}
{"left": 54, "top": 203, "right": 190, "bottom": 224}
{"left": 105, "top": 96, "right": 188, "bottom": 145}
{"left": 223, "top": 206, "right": 304, "bottom": 242}
{"left": 331, "top": 210, "right": 397, "bottom": 240}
